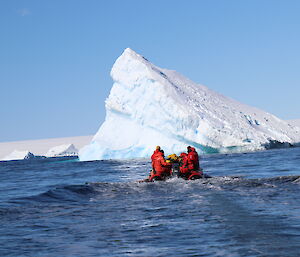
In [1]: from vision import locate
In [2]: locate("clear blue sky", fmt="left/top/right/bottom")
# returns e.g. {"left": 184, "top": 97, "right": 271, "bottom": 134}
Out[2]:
{"left": 1, "top": 0, "right": 300, "bottom": 142}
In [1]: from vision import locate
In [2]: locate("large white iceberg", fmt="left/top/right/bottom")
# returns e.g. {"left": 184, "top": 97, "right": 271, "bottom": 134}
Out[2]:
{"left": 45, "top": 144, "right": 78, "bottom": 157}
{"left": 79, "top": 48, "right": 300, "bottom": 161}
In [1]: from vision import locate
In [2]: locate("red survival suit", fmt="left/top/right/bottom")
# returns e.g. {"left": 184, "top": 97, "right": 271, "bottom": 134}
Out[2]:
{"left": 151, "top": 148, "right": 161, "bottom": 162}
{"left": 179, "top": 153, "right": 189, "bottom": 178}
{"left": 179, "top": 147, "right": 202, "bottom": 179}
{"left": 151, "top": 148, "right": 161, "bottom": 172}
{"left": 149, "top": 151, "right": 172, "bottom": 181}
{"left": 187, "top": 147, "right": 200, "bottom": 171}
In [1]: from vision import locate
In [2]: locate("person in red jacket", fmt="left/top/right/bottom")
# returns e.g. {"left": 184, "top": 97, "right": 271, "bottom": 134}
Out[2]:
{"left": 179, "top": 152, "right": 189, "bottom": 178}
{"left": 149, "top": 150, "right": 172, "bottom": 181}
{"left": 151, "top": 146, "right": 161, "bottom": 161}
{"left": 160, "top": 150, "right": 173, "bottom": 177}
{"left": 187, "top": 146, "right": 200, "bottom": 171}
{"left": 151, "top": 146, "right": 161, "bottom": 173}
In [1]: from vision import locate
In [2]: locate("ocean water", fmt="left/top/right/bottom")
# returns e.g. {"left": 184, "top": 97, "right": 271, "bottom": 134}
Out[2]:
{"left": 1, "top": 148, "right": 300, "bottom": 257}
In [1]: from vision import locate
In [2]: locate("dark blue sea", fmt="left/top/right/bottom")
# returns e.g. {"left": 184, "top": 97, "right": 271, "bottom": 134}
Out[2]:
{"left": 1, "top": 148, "right": 300, "bottom": 257}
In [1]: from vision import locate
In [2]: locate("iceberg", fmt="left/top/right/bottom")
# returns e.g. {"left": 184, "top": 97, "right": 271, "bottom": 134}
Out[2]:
{"left": 79, "top": 48, "right": 300, "bottom": 161}
{"left": 288, "top": 119, "right": 300, "bottom": 128}
{"left": 45, "top": 144, "right": 78, "bottom": 157}
{"left": 1, "top": 150, "right": 36, "bottom": 161}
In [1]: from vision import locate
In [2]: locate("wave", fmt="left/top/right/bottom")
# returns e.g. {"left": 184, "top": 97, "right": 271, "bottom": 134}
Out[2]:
{"left": 212, "top": 175, "right": 300, "bottom": 184}
{"left": 11, "top": 184, "right": 97, "bottom": 204}
{"left": 0, "top": 205, "right": 21, "bottom": 218}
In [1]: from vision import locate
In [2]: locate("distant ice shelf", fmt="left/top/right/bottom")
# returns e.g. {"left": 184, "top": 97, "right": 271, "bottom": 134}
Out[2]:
{"left": 1, "top": 143, "right": 80, "bottom": 161}
{"left": 78, "top": 48, "right": 300, "bottom": 161}
{"left": 1, "top": 150, "right": 37, "bottom": 161}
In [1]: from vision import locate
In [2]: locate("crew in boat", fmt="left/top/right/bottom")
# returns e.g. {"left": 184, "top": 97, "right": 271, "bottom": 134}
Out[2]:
{"left": 151, "top": 146, "right": 161, "bottom": 161}
{"left": 148, "top": 148, "right": 172, "bottom": 181}
{"left": 178, "top": 146, "right": 202, "bottom": 179}
{"left": 178, "top": 152, "right": 187, "bottom": 178}
{"left": 187, "top": 146, "right": 200, "bottom": 171}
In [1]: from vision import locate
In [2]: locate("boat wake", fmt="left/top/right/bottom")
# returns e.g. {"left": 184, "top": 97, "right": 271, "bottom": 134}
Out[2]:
{"left": 7, "top": 175, "right": 298, "bottom": 205}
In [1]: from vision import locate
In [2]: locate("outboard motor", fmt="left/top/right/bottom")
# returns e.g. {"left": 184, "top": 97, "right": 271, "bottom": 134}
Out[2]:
{"left": 171, "top": 163, "right": 180, "bottom": 177}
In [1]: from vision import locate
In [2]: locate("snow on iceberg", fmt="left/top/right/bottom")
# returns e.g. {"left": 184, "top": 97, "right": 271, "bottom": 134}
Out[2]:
{"left": 45, "top": 144, "right": 78, "bottom": 157}
{"left": 1, "top": 150, "right": 36, "bottom": 161}
{"left": 79, "top": 48, "right": 300, "bottom": 161}
{"left": 288, "top": 119, "right": 300, "bottom": 128}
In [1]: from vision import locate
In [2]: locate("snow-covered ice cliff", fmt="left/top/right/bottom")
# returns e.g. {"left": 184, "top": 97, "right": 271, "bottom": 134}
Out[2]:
{"left": 79, "top": 48, "right": 300, "bottom": 161}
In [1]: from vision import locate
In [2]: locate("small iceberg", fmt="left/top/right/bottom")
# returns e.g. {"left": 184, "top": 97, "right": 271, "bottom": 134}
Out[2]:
{"left": 45, "top": 144, "right": 78, "bottom": 157}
